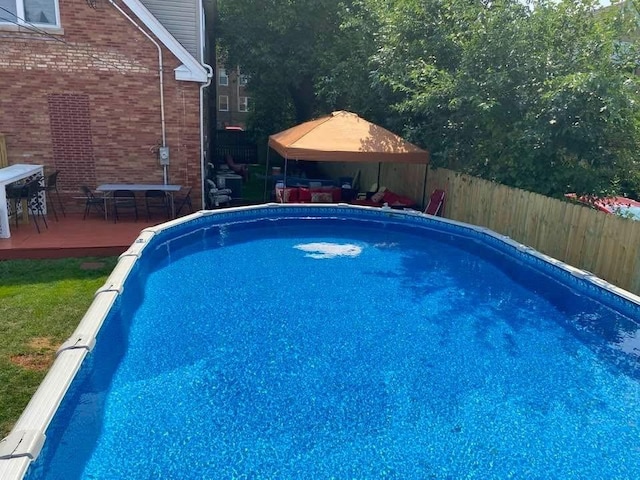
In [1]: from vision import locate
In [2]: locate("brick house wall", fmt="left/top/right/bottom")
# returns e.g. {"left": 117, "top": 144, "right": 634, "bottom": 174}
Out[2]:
{"left": 0, "top": 0, "right": 204, "bottom": 211}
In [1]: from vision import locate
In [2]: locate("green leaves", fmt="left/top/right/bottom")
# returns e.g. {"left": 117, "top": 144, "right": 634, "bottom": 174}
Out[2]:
{"left": 216, "top": 0, "right": 640, "bottom": 198}
{"left": 217, "top": 0, "right": 351, "bottom": 125}
{"left": 366, "top": 0, "right": 640, "bottom": 197}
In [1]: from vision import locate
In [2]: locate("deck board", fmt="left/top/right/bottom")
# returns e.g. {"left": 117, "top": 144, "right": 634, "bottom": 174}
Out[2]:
{"left": 0, "top": 212, "right": 162, "bottom": 260}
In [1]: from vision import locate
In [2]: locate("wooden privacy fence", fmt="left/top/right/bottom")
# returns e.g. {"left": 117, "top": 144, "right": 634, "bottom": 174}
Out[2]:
{"left": 427, "top": 167, "right": 640, "bottom": 296}
{"left": 319, "top": 161, "right": 640, "bottom": 295}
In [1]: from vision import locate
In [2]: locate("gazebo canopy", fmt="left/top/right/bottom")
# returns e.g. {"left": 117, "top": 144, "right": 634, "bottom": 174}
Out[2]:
{"left": 268, "top": 111, "right": 429, "bottom": 164}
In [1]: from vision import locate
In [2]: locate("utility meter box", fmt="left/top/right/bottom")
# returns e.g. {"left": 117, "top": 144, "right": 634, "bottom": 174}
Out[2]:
{"left": 159, "top": 146, "right": 170, "bottom": 166}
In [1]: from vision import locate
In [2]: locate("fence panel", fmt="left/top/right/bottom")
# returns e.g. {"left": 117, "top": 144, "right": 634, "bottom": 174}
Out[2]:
{"left": 426, "top": 167, "right": 640, "bottom": 295}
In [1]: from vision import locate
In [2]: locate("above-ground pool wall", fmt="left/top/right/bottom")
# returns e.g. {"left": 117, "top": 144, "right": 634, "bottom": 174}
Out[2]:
{"left": 1, "top": 204, "right": 639, "bottom": 480}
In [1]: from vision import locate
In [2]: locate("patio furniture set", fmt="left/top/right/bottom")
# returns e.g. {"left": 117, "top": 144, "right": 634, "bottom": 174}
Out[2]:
{"left": 273, "top": 176, "right": 446, "bottom": 215}
{"left": 82, "top": 184, "right": 193, "bottom": 223}
{"left": 0, "top": 164, "right": 194, "bottom": 239}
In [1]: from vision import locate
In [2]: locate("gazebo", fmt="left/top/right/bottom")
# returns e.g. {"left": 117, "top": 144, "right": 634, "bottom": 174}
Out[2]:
{"left": 265, "top": 111, "right": 429, "bottom": 202}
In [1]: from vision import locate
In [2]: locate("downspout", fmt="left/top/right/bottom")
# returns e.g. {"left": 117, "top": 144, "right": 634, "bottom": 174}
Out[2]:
{"left": 200, "top": 65, "right": 213, "bottom": 208}
{"left": 108, "top": 0, "right": 168, "bottom": 184}
{"left": 199, "top": 0, "right": 213, "bottom": 208}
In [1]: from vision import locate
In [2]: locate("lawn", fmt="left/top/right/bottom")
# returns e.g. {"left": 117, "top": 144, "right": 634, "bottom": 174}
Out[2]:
{"left": 0, "top": 257, "right": 118, "bottom": 437}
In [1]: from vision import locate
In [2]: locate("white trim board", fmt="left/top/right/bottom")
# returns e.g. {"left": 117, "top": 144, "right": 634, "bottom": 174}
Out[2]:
{"left": 122, "top": 0, "right": 209, "bottom": 83}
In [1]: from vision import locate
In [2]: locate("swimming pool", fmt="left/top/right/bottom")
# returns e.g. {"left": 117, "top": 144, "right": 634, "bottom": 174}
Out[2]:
{"left": 1, "top": 204, "right": 639, "bottom": 478}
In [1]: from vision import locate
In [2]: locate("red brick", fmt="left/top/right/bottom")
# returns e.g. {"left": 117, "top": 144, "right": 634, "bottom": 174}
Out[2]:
{"left": 0, "top": 0, "right": 204, "bottom": 208}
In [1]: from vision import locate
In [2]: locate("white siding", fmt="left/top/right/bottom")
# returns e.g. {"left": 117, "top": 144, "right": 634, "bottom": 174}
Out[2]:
{"left": 140, "top": 0, "right": 201, "bottom": 60}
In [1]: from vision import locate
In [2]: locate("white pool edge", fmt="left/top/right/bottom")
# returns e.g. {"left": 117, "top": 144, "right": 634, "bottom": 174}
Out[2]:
{"left": 1, "top": 203, "right": 639, "bottom": 479}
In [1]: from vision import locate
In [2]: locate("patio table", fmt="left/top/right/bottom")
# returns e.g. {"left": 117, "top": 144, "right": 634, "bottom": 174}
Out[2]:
{"left": 0, "top": 164, "right": 45, "bottom": 238}
{"left": 96, "top": 183, "right": 182, "bottom": 220}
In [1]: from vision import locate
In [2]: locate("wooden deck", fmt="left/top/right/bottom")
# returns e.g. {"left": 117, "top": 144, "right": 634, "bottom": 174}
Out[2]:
{"left": 0, "top": 211, "right": 163, "bottom": 260}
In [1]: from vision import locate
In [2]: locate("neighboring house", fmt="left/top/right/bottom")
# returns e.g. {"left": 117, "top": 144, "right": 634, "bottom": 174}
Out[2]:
{"left": 0, "top": 0, "right": 214, "bottom": 209}
{"left": 216, "top": 64, "right": 250, "bottom": 130}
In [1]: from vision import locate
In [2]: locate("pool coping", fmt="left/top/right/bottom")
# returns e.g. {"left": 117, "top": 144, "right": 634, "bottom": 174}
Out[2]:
{"left": 1, "top": 202, "right": 639, "bottom": 479}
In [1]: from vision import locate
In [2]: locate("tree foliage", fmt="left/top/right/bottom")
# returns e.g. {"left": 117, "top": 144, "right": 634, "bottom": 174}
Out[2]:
{"left": 217, "top": 0, "right": 346, "bottom": 127}
{"left": 364, "top": 0, "right": 640, "bottom": 197}
{"left": 216, "top": 0, "right": 640, "bottom": 197}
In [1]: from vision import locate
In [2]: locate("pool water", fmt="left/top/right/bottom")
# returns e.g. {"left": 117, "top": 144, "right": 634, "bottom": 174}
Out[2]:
{"left": 27, "top": 218, "right": 640, "bottom": 479}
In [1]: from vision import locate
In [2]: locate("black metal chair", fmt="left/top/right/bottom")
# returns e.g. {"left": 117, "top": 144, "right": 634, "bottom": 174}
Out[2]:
{"left": 6, "top": 182, "right": 27, "bottom": 229}
{"left": 174, "top": 187, "right": 193, "bottom": 217}
{"left": 112, "top": 190, "right": 138, "bottom": 223}
{"left": 41, "top": 170, "right": 65, "bottom": 221}
{"left": 28, "top": 178, "right": 48, "bottom": 232}
{"left": 6, "top": 178, "right": 48, "bottom": 233}
{"left": 144, "top": 189, "right": 170, "bottom": 221}
{"left": 80, "top": 186, "right": 105, "bottom": 220}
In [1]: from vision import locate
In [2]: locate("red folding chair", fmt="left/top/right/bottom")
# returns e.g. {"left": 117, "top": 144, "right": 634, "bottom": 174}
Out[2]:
{"left": 424, "top": 189, "right": 446, "bottom": 216}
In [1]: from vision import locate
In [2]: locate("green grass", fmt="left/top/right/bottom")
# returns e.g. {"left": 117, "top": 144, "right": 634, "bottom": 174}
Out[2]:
{"left": 0, "top": 257, "right": 118, "bottom": 437}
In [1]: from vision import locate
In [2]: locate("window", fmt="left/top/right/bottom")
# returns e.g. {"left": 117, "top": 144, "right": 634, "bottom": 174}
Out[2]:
{"left": 238, "top": 97, "right": 249, "bottom": 112}
{"left": 0, "top": 0, "right": 60, "bottom": 27}
{"left": 219, "top": 95, "right": 229, "bottom": 112}
{"left": 218, "top": 68, "right": 228, "bottom": 86}
{"left": 239, "top": 74, "right": 249, "bottom": 86}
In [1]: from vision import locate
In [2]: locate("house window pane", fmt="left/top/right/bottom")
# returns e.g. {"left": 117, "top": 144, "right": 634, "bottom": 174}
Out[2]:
{"left": 219, "top": 69, "right": 228, "bottom": 86}
{"left": 24, "top": 0, "right": 56, "bottom": 25}
{"left": 0, "top": 0, "right": 17, "bottom": 22}
{"left": 239, "top": 97, "right": 249, "bottom": 112}
{"left": 219, "top": 95, "right": 229, "bottom": 112}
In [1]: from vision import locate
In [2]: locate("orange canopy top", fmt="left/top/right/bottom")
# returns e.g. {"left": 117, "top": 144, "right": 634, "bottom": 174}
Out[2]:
{"left": 268, "top": 111, "right": 429, "bottom": 164}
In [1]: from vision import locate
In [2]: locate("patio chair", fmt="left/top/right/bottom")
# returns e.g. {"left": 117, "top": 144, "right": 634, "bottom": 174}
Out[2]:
{"left": 7, "top": 177, "right": 49, "bottom": 233}
{"left": 80, "top": 186, "right": 105, "bottom": 220}
{"left": 40, "top": 170, "right": 66, "bottom": 221}
{"left": 206, "top": 179, "right": 232, "bottom": 208}
{"left": 145, "top": 189, "right": 170, "bottom": 221}
{"left": 174, "top": 187, "right": 194, "bottom": 216}
{"left": 112, "top": 189, "right": 138, "bottom": 223}
{"left": 424, "top": 189, "right": 446, "bottom": 216}
{"left": 22, "top": 178, "right": 48, "bottom": 233}
{"left": 6, "top": 182, "right": 27, "bottom": 229}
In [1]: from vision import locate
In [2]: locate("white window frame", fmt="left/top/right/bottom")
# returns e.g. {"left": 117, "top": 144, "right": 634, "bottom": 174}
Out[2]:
{"left": 0, "top": 0, "right": 61, "bottom": 28}
{"left": 218, "top": 68, "right": 228, "bottom": 86}
{"left": 238, "top": 96, "right": 249, "bottom": 112}
{"left": 219, "top": 95, "right": 229, "bottom": 112}
{"left": 239, "top": 74, "right": 249, "bottom": 86}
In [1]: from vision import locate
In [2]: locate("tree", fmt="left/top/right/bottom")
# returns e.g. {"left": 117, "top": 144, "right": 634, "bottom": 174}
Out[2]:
{"left": 217, "top": 0, "right": 349, "bottom": 126}
{"left": 365, "top": 0, "right": 640, "bottom": 197}
{"left": 217, "top": 0, "right": 640, "bottom": 197}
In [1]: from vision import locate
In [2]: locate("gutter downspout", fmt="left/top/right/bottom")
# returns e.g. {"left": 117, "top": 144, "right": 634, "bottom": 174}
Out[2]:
{"left": 199, "top": 0, "right": 213, "bottom": 208}
{"left": 200, "top": 65, "right": 213, "bottom": 209}
{"left": 108, "top": 0, "right": 168, "bottom": 184}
